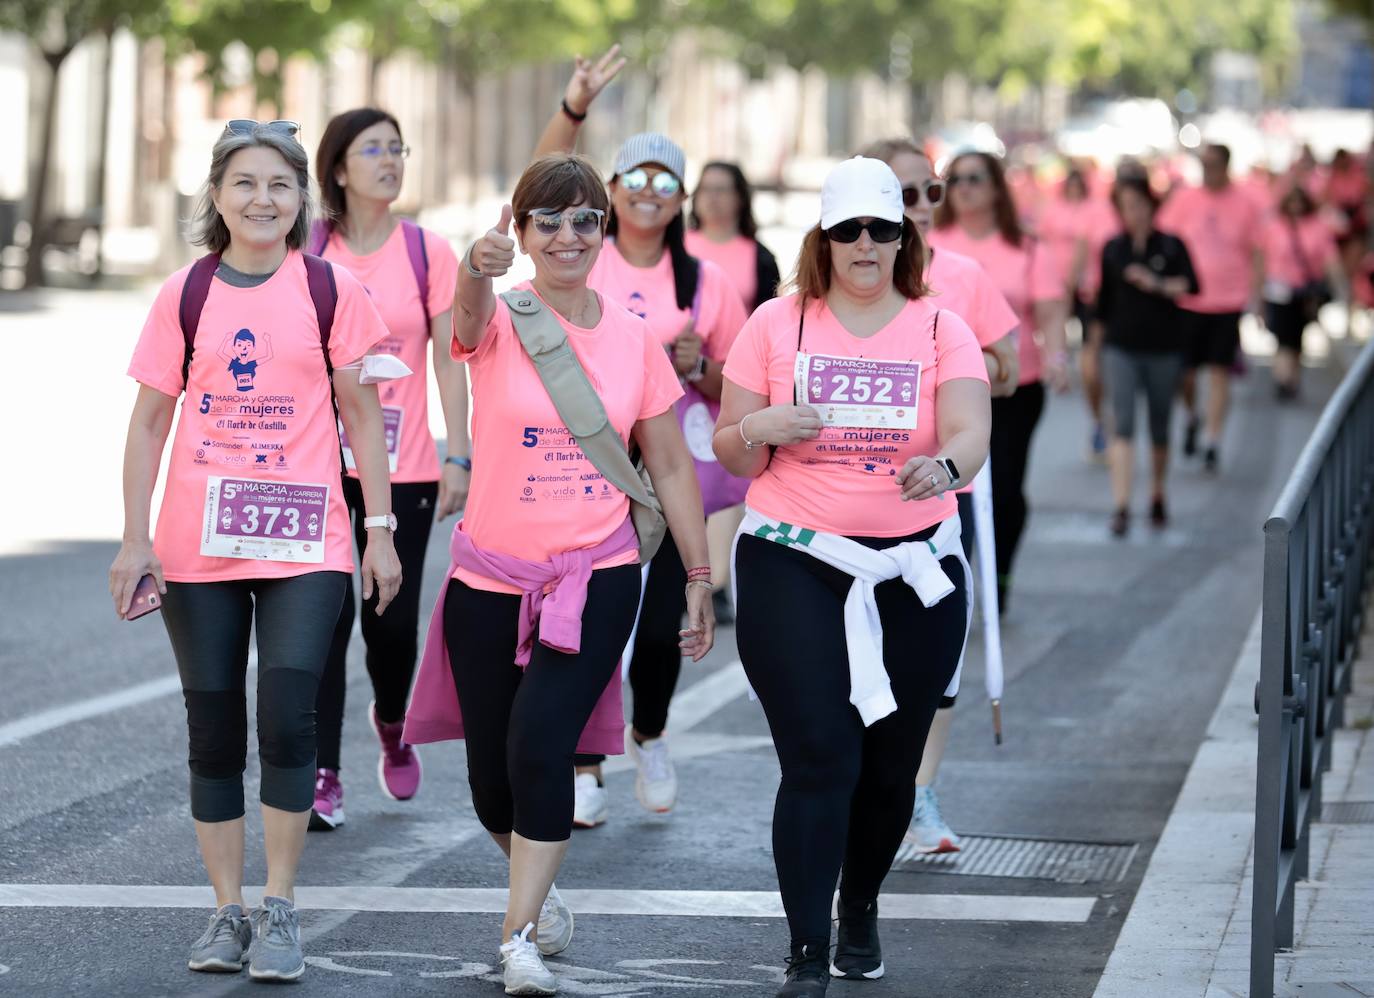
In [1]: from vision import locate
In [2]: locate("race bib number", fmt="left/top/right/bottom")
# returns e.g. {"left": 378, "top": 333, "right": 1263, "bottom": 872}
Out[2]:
{"left": 340, "top": 406, "right": 403, "bottom": 473}
{"left": 794, "top": 353, "right": 921, "bottom": 429}
{"left": 201, "top": 477, "right": 329, "bottom": 563}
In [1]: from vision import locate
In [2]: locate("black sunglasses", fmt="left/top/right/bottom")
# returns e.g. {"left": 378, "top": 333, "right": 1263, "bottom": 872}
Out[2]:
{"left": 825, "top": 218, "right": 904, "bottom": 244}
{"left": 902, "top": 181, "right": 945, "bottom": 207}
{"left": 224, "top": 119, "right": 302, "bottom": 142}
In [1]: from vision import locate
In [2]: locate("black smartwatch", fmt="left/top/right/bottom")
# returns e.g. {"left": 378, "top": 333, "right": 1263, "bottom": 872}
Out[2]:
{"left": 935, "top": 456, "right": 960, "bottom": 487}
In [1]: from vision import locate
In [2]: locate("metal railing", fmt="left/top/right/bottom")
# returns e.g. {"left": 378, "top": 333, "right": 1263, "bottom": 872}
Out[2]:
{"left": 1252, "top": 336, "right": 1374, "bottom": 998}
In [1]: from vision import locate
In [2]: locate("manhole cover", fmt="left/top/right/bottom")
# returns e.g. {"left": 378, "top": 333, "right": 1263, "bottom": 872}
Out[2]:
{"left": 1321, "top": 801, "right": 1374, "bottom": 824}
{"left": 893, "top": 835, "right": 1138, "bottom": 884}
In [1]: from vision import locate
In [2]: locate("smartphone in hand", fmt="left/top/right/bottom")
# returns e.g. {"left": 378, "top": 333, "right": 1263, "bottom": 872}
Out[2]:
{"left": 126, "top": 574, "right": 163, "bottom": 621}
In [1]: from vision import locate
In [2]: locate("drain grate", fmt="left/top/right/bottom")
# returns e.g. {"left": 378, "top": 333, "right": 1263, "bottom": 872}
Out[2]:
{"left": 893, "top": 835, "right": 1138, "bottom": 884}
{"left": 1321, "top": 801, "right": 1374, "bottom": 824}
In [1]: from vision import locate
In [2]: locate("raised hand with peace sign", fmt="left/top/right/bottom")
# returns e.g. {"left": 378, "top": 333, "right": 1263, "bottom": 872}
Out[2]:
{"left": 564, "top": 44, "right": 627, "bottom": 117}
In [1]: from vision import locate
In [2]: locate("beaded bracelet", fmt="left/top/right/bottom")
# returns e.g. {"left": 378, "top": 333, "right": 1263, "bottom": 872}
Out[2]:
{"left": 686, "top": 566, "right": 712, "bottom": 582}
{"left": 685, "top": 580, "right": 713, "bottom": 593}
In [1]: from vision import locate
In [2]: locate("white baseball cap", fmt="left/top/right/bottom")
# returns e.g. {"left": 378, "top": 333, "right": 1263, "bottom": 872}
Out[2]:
{"left": 819, "top": 156, "right": 904, "bottom": 231}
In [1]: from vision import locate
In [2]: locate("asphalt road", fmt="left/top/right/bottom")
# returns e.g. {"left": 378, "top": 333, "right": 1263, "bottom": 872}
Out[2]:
{"left": 0, "top": 286, "right": 1337, "bottom": 997}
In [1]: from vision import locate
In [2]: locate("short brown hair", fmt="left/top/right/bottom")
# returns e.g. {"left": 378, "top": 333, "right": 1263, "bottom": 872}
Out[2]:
{"left": 787, "top": 218, "right": 930, "bottom": 306}
{"left": 511, "top": 154, "right": 610, "bottom": 233}
{"left": 860, "top": 137, "right": 928, "bottom": 166}
{"left": 190, "top": 126, "right": 313, "bottom": 253}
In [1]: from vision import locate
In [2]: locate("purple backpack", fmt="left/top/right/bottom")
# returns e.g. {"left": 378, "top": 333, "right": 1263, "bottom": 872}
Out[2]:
{"left": 308, "top": 217, "right": 430, "bottom": 323}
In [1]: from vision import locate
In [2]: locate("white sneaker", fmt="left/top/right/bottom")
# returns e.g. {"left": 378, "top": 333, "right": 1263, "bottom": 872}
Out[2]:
{"left": 572, "top": 773, "right": 608, "bottom": 829}
{"left": 628, "top": 733, "right": 677, "bottom": 813}
{"left": 536, "top": 882, "right": 574, "bottom": 956}
{"left": 904, "top": 784, "right": 961, "bottom": 854}
{"left": 500, "top": 922, "right": 556, "bottom": 995}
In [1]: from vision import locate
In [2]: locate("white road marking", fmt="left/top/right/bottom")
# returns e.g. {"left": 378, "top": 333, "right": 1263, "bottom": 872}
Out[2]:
{"left": 663, "top": 661, "right": 750, "bottom": 732}
{"left": 0, "top": 884, "right": 1095, "bottom": 923}
{"left": 0, "top": 646, "right": 259, "bottom": 749}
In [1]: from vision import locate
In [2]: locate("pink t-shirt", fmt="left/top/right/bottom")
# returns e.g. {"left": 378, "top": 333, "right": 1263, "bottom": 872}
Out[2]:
{"left": 926, "top": 247, "right": 1019, "bottom": 349}
{"left": 927, "top": 226, "right": 1063, "bottom": 385}
{"left": 452, "top": 283, "right": 684, "bottom": 594}
{"left": 1157, "top": 184, "right": 1262, "bottom": 314}
{"left": 128, "top": 251, "right": 390, "bottom": 583}
{"left": 684, "top": 231, "right": 757, "bottom": 311}
{"left": 723, "top": 293, "right": 988, "bottom": 537}
{"left": 1263, "top": 215, "right": 1338, "bottom": 291}
{"left": 587, "top": 239, "right": 749, "bottom": 363}
{"left": 1036, "top": 197, "right": 1119, "bottom": 300}
{"left": 319, "top": 224, "right": 459, "bottom": 483}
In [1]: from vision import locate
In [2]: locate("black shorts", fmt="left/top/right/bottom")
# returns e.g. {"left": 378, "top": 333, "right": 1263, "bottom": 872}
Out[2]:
{"left": 1265, "top": 300, "right": 1307, "bottom": 353}
{"left": 1183, "top": 310, "right": 1242, "bottom": 369}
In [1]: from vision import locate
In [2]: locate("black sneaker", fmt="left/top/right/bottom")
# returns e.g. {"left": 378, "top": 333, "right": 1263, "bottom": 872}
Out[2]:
{"left": 1110, "top": 508, "right": 1129, "bottom": 538}
{"left": 1149, "top": 498, "right": 1168, "bottom": 529}
{"left": 776, "top": 943, "right": 829, "bottom": 997}
{"left": 1183, "top": 417, "right": 1200, "bottom": 457}
{"left": 831, "top": 898, "right": 883, "bottom": 980}
{"left": 1203, "top": 447, "right": 1218, "bottom": 474}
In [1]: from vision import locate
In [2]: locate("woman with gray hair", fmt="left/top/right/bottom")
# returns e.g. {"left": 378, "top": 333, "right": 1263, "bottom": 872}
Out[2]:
{"left": 109, "top": 120, "right": 400, "bottom": 982}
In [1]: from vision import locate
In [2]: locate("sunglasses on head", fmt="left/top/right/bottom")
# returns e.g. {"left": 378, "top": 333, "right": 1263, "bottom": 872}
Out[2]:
{"left": 527, "top": 207, "right": 606, "bottom": 237}
{"left": 224, "top": 119, "right": 302, "bottom": 142}
{"left": 902, "top": 180, "right": 945, "bottom": 207}
{"left": 825, "top": 218, "right": 904, "bottom": 244}
{"left": 619, "top": 168, "right": 682, "bottom": 198}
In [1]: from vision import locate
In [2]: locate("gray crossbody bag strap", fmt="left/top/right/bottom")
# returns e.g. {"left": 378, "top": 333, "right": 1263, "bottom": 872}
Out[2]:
{"left": 500, "top": 290, "right": 666, "bottom": 562}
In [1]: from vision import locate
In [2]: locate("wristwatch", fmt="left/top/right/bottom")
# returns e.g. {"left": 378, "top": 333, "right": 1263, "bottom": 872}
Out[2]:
{"left": 445, "top": 455, "right": 472, "bottom": 471}
{"left": 935, "top": 457, "right": 960, "bottom": 487}
{"left": 363, "top": 513, "right": 398, "bottom": 534}
{"left": 685, "top": 356, "right": 708, "bottom": 383}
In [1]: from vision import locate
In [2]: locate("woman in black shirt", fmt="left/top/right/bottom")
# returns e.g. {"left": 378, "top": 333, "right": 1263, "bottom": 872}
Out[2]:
{"left": 1095, "top": 177, "right": 1199, "bottom": 537}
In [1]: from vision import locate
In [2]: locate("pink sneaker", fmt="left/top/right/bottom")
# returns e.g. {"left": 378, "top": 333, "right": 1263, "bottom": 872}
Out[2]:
{"left": 370, "top": 701, "right": 421, "bottom": 801}
{"left": 309, "top": 768, "right": 344, "bottom": 831}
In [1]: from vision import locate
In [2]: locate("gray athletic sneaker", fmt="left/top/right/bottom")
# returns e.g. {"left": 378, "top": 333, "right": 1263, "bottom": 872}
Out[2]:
{"left": 247, "top": 896, "right": 305, "bottom": 982}
{"left": 187, "top": 903, "right": 252, "bottom": 972}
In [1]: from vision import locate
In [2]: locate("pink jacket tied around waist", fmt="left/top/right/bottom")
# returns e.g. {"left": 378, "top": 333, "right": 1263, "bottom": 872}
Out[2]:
{"left": 402, "top": 516, "right": 638, "bottom": 755}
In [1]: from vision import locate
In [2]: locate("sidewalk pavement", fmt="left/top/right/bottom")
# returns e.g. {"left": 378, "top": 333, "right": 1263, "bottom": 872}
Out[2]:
{"left": 1094, "top": 613, "right": 1374, "bottom": 998}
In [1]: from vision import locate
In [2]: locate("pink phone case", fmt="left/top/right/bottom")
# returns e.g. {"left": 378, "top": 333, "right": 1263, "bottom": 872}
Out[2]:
{"left": 127, "top": 575, "right": 163, "bottom": 620}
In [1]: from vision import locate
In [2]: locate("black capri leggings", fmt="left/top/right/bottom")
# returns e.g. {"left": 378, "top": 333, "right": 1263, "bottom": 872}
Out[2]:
{"left": 445, "top": 565, "right": 640, "bottom": 842}
{"left": 1102, "top": 346, "right": 1182, "bottom": 448}
{"left": 574, "top": 532, "right": 687, "bottom": 767}
{"left": 316, "top": 476, "right": 438, "bottom": 770}
{"left": 162, "top": 571, "right": 348, "bottom": 822}
{"left": 734, "top": 529, "right": 967, "bottom": 951}
{"left": 990, "top": 381, "right": 1045, "bottom": 598}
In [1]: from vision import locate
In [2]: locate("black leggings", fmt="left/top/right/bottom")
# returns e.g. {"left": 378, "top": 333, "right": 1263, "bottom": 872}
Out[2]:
{"left": 445, "top": 565, "right": 641, "bottom": 841}
{"left": 574, "top": 534, "right": 686, "bottom": 767}
{"left": 316, "top": 476, "right": 438, "bottom": 770}
{"left": 990, "top": 381, "right": 1046, "bottom": 596}
{"left": 735, "top": 531, "right": 966, "bottom": 951}
{"left": 162, "top": 571, "right": 348, "bottom": 822}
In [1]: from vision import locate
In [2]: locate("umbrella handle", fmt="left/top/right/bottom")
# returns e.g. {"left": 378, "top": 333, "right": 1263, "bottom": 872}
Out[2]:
{"left": 991, "top": 699, "right": 1003, "bottom": 746}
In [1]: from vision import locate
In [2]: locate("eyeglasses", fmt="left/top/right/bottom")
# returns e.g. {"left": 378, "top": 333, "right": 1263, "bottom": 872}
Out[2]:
{"left": 902, "top": 181, "right": 945, "bottom": 207}
{"left": 527, "top": 207, "right": 607, "bottom": 237}
{"left": 619, "top": 168, "right": 682, "bottom": 198}
{"left": 224, "top": 119, "right": 301, "bottom": 142}
{"left": 947, "top": 172, "right": 988, "bottom": 188}
{"left": 825, "top": 218, "right": 904, "bottom": 244}
{"left": 350, "top": 142, "right": 411, "bottom": 160}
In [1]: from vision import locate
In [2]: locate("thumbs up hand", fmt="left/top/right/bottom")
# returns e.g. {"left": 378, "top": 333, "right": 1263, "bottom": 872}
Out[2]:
{"left": 469, "top": 204, "right": 516, "bottom": 279}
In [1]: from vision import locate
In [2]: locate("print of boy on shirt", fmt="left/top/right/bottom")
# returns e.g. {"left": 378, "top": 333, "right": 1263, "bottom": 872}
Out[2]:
{"left": 218, "top": 328, "right": 274, "bottom": 392}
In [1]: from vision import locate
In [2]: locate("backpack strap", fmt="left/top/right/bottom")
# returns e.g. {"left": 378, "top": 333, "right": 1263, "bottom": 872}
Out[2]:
{"left": 306, "top": 219, "right": 330, "bottom": 257}
{"left": 303, "top": 253, "right": 338, "bottom": 373}
{"left": 400, "top": 219, "right": 430, "bottom": 323}
{"left": 179, "top": 253, "right": 221, "bottom": 387}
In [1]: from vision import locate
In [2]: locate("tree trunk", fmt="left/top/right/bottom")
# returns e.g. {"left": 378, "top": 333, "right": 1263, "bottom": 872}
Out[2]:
{"left": 24, "top": 47, "right": 74, "bottom": 289}
{"left": 93, "top": 25, "right": 117, "bottom": 278}
{"left": 368, "top": 55, "right": 384, "bottom": 105}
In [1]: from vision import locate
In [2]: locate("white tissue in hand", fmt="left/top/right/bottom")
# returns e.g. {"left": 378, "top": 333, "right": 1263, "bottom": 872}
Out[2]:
{"left": 356, "top": 354, "right": 413, "bottom": 384}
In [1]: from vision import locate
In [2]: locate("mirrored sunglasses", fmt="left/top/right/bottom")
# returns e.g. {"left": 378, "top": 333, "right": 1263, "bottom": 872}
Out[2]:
{"left": 825, "top": 218, "right": 904, "bottom": 244}
{"left": 902, "top": 181, "right": 945, "bottom": 207}
{"left": 619, "top": 168, "right": 682, "bottom": 198}
{"left": 528, "top": 207, "right": 606, "bottom": 237}
{"left": 224, "top": 119, "right": 301, "bottom": 142}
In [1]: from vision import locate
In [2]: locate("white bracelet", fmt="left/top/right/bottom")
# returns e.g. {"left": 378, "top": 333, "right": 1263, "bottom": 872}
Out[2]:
{"left": 739, "top": 412, "right": 763, "bottom": 450}
{"left": 464, "top": 242, "right": 484, "bottom": 278}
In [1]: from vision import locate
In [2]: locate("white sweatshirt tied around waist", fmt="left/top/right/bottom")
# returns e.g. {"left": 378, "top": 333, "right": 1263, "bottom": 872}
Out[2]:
{"left": 735, "top": 507, "right": 967, "bottom": 726}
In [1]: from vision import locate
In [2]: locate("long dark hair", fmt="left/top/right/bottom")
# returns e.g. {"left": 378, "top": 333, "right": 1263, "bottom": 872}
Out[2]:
{"left": 689, "top": 161, "right": 759, "bottom": 240}
{"left": 314, "top": 107, "right": 403, "bottom": 236}
{"left": 607, "top": 183, "right": 698, "bottom": 312}
{"left": 934, "top": 151, "right": 1023, "bottom": 247}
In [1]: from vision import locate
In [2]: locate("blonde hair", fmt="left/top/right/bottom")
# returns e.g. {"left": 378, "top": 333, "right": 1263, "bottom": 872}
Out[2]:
{"left": 189, "top": 126, "right": 314, "bottom": 253}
